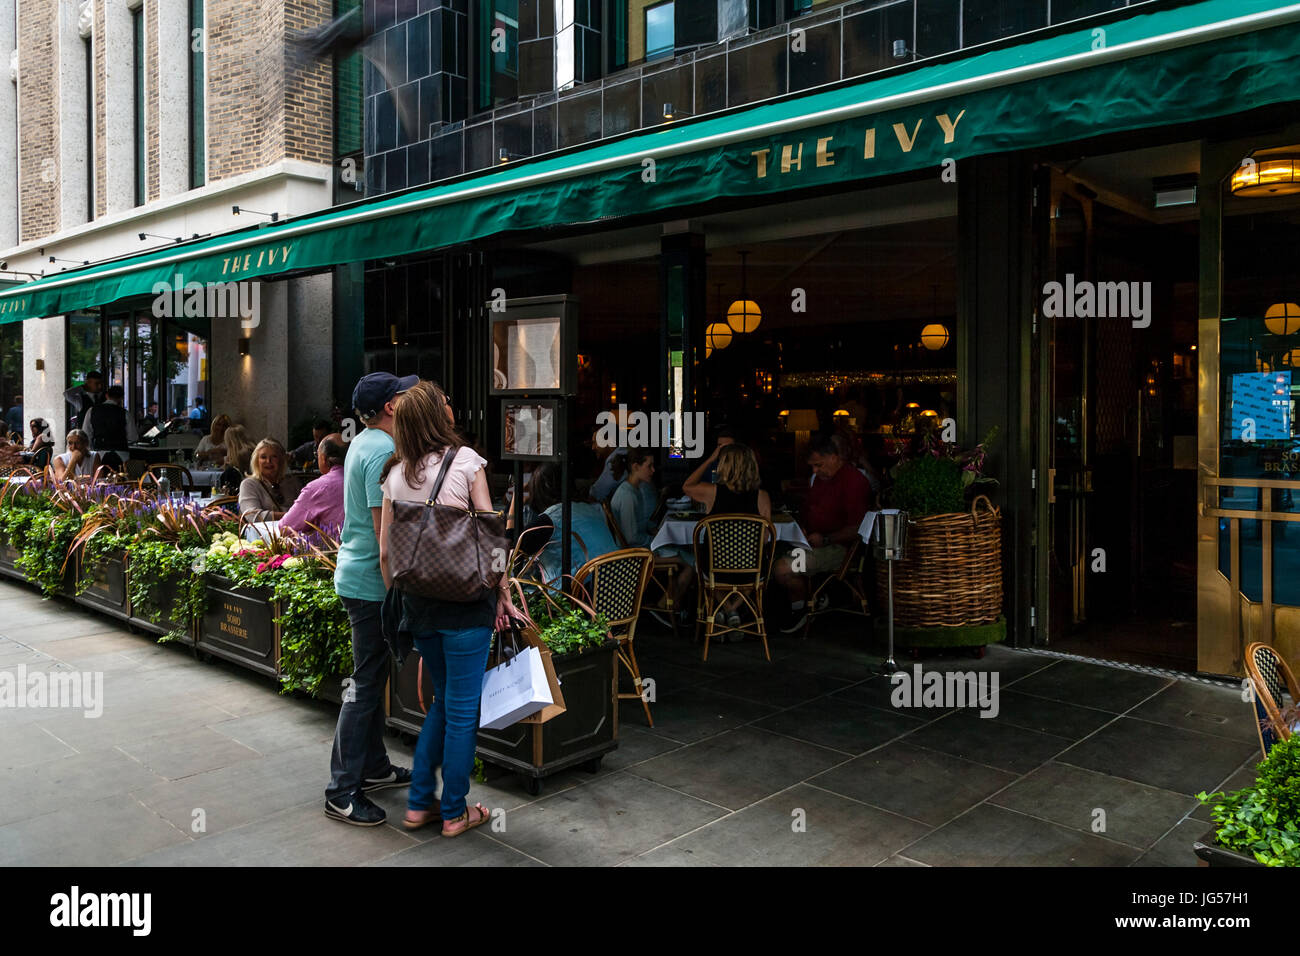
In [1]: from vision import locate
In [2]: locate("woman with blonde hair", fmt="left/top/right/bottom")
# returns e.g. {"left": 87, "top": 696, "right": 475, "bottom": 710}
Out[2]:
{"left": 683, "top": 441, "right": 772, "bottom": 520}
{"left": 378, "top": 380, "right": 528, "bottom": 837}
{"left": 222, "top": 424, "right": 255, "bottom": 474}
{"left": 51, "top": 429, "right": 100, "bottom": 481}
{"left": 238, "top": 438, "right": 302, "bottom": 521}
{"left": 194, "top": 414, "right": 232, "bottom": 464}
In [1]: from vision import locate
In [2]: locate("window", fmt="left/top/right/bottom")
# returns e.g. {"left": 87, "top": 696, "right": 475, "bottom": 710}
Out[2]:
{"left": 333, "top": 0, "right": 363, "bottom": 203}
{"left": 474, "top": 0, "right": 519, "bottom": 113}
{"left": 132, "top": 6, "right": 144, "bottom": 206}
{"left": 189, "top": 0, "right": 205, "bottom": 189}
{"left": 644, "top": 2, "right": 674, "bottom": 61}
{"left": 84, "top": 35, "right": 94, "bottom": 220}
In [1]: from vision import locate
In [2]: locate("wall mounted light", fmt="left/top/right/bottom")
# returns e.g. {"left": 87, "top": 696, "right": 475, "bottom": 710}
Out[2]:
{"left": 238, "top": 338, "right": 251, "bottom": 356}
{"left": 232, "top": 205, "right": 279, "bottom": 222}
{"left": 35, "top": 358, "right": 44, "bottom": 371}
{"left": 663, "top": 102, "right": 693, "bottom": 121}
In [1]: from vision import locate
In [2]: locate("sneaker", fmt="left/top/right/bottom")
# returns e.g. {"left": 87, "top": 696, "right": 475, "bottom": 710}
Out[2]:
{"left": 361, "top": 766, "right": 412, "bottom": 792}
{"left": 324, "top": 792, "right": 387, "bottom": 827}
{"left": 726, "top": 612, "right": 741, "bottom": 628}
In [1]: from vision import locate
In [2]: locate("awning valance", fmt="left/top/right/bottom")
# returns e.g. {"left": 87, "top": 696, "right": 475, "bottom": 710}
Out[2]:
{"left": 2, "top": 0, "right": 1298, "bottom": 324}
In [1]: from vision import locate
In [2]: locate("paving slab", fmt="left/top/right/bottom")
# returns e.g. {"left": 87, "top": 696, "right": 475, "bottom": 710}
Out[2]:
{"left": 482, "top": 771, "right": 727, "bottom": 866}
{"left": 810, "top": 741, "right": 1017, "bottom": 827}
{"left": 903, "top": 804, "right": 1143, "bottom": 867}
{"left": 1056, "top": 717, "right": 1260, "bottom": 796}
{"left": 0, "top": 794, "right": 189, "bottom": 866}
{"left": 629, "top": 726, "right": 845, "bottom": 810}
{"left": 629, "top": 782, "right": 930, "bottom": 866}
{"left": 990, "top": 762, "right": 1197, "bottom": 850}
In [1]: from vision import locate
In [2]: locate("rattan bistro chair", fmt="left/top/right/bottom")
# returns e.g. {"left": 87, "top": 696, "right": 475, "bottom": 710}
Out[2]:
{"left": 801, "top": 537, "right": 871, "bottom": 639}
{"left": 604, "top": 498, "right": 682, "bottom": 639}
{"left": 1245, "top": 642, "right": 1300, "bottom": 758}
{"left": 692, "top": 514, "right": 776, "bottom": 662}
{"left": 572, "top": 548, "right": 656, "bottom": 727}
{"left": 140, "top": 463, "right": 193, "bottom": 493}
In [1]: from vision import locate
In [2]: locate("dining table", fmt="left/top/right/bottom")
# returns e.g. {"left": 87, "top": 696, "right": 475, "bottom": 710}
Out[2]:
{"left": 649, "top": 510, "right": 811, "bottom": 552}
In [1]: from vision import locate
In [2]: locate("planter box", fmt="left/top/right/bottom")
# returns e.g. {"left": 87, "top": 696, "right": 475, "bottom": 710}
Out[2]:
{"left": 128, "top": 578, "right": 197, "bottom": 646}
{"left": 387, "top": 651, "right": 434, "bottom": 736}
{"left": 198, "top": 574, "right": 280, "bottom": 678}
{"left": 0, "top": 539, "right": 22, "bottom": 575}
{"left": 75, "top": 549, "right": 129, "bottom": 620}
{"left": 1192, "top": 830, "right": 1266, "bottom": 867}
{"left": 314, "top": 672, "right": 352, "bottom": 706}
{"left": 476, "top": 641, "right": 619, "bottom": 794}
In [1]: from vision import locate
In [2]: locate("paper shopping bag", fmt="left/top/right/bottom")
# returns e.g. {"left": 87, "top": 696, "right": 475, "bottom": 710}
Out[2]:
{"left": 480, "top": 645, "right": 554, "bottom": 730}
{"left": 516, "top": 622, "right": 567, "bottom": 725}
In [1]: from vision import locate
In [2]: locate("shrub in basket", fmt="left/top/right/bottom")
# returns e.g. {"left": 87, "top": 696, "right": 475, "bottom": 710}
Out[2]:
{"left": 877, "top": 426, "right": 1003, "bottom": 630}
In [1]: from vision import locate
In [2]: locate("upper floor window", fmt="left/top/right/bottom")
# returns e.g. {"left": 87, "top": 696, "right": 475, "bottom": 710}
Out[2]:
{"left": 644, "top": 2, "right": 674, "bottom": 61}
{"left": 132, "top": 5, "right": 144, "bottom": 206}
{"left": 474, "top": 0, "right": 519, "bottom": 112}
{"left": 189, "top": 0, "right": 206, "bottom": 189}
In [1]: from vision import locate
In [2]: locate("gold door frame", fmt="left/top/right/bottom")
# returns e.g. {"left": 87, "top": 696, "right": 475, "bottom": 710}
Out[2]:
{"left": 1197, "top": 137, "right": 1300, "bottom": 677}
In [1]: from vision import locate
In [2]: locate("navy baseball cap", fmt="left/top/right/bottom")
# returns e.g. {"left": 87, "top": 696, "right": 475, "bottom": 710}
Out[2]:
{"left": 352, "top": 372, "right": 419, "bottom": 419}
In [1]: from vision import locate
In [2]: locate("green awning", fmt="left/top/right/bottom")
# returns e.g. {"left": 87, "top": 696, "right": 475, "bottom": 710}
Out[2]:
{"left": 3, "top": 0, "right": 1299, "bottom": 324}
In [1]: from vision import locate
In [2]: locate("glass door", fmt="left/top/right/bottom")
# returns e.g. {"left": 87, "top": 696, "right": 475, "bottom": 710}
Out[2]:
{"left": 1198, "top": 152, "right": 1300, "bottom": 675}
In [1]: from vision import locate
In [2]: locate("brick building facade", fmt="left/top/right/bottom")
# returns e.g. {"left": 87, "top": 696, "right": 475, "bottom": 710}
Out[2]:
{"left": 0, "top": 0, "right": 339, "bottom": 449}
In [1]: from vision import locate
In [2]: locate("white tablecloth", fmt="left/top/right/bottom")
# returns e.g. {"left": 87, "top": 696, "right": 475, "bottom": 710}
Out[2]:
{"left": 649, "top": 515, "right": 809, "bottom": 552}
{"left": 242, "top": 519, "right": 281, "bottom": 541}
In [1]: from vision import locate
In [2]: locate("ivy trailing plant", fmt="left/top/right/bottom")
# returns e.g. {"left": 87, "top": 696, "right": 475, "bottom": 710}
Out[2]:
{"left": 125, "top": 539, "right": 209, "bottom": 643}
{"left": 1198, "top": 734, "right": 1300, "bottom": 867}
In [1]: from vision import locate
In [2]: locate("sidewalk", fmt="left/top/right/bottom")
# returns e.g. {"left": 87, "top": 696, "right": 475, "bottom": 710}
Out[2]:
{"left": 0, "top": 579, "right": 1259, "bottom": 866}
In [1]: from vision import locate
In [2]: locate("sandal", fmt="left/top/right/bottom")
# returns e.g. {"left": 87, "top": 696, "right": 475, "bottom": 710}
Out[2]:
{"left": 402, "top": 808, "right": 438, "bottom": 831}
{"left": 441, "top": 802, "right": 490, "bottom": 838}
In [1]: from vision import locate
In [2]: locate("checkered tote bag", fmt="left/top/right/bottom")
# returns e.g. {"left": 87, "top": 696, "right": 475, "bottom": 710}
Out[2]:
{"left": 388, "top": 448, "right": 507, "bottom": 602}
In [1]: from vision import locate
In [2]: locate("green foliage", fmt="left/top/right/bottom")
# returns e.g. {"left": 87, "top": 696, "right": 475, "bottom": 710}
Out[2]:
{"left": 528, "top": 595, "right": 611, "bottom": 657}
{"left": 1198, "top": 734, "right": 1300, "bottom": 866}
{"left": 17, "top": 511, "right": 82, "bottom": 597}
{"left": 205, "top": 552, "right": 351, "bottom": 696}
{"left": 125, "top": 539, "right": 208, "bottom": 643}
{"left": 887, "top": 454, "right": 965, "bottom": 516}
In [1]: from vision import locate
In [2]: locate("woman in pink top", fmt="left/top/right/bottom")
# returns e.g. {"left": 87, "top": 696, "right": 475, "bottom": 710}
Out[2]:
{"left": 378, "top": 381, "right": 527, "bottom": 838}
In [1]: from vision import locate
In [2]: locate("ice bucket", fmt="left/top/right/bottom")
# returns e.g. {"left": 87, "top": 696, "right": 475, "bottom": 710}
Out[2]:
{"left": 873, "top": 510, "right": 909, "bottom": 561}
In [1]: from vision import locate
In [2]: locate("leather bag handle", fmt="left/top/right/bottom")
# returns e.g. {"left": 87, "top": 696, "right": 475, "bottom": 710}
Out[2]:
{"left": 425, "top": 445, "right": 459, "bottom": 507}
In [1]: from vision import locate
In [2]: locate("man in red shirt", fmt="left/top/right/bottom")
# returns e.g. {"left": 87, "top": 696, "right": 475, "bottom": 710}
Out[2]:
{"left": 775, "top": 435, "right": 871, "bottom": 633}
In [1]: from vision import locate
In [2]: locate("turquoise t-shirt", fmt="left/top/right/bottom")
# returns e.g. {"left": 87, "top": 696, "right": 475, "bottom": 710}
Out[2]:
{"left": 333, "top": 425, "right": 394, "bottom": 602}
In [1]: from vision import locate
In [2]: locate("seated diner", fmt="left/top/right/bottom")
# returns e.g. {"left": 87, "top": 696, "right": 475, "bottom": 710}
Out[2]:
{"left": 280, "top": 433, "right": 347, "bottom": 534}
{"left": 239, "top": 438, "right": 302, "bottom": 521}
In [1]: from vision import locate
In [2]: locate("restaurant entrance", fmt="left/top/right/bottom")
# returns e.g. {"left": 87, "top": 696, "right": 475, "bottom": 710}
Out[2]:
{"left": 1038, "top": 145, "right": 1201, "bottom": 671}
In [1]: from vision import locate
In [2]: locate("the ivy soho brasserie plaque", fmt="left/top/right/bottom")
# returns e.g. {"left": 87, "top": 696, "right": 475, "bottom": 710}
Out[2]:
{"left": 198, "top": 575, "right": 280, "bottom": 678}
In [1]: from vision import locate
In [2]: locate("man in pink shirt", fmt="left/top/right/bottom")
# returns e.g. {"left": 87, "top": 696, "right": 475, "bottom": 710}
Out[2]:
{"left": 281, "top": 433, "right": 347, "bottom": 534}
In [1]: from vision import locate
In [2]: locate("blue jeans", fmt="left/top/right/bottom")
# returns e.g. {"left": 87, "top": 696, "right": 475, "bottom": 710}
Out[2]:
{"left": 410, "top": 627, "right": 493, "bottom": 820}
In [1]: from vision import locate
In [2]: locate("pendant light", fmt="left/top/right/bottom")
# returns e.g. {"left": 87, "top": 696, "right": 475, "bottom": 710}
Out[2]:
{"left": 726, "top": 250, "right": 762, "bottom": 334}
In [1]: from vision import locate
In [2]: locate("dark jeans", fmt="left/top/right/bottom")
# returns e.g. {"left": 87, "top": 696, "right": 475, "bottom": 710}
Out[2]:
{"left": 326, "top": 596, "right": 395, "bottom": 803}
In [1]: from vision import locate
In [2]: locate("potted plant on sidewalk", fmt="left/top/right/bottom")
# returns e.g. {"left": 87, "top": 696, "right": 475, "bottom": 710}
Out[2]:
{"left": 1196, "top": 733, "right": 1300, "bottom": 867}
{"left": 875, "top": 425, "right": 1005, "bottom": 653}
{"left": 475, "top": 578, "right": 619, "bottom": 796}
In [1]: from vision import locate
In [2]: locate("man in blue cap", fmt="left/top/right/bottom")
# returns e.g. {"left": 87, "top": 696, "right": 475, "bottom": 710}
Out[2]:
{"left": 324, "top": 371, "right": 419, "bottom": 826}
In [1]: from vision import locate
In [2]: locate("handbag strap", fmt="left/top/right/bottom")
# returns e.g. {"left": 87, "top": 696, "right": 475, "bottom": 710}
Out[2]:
{"left": 425, "top": 445, "right": 459, "bottom": 507}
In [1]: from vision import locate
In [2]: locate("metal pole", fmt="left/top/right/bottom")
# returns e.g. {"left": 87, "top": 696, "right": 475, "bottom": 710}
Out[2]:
{"left": 885, "top": 559, "right": 897, "bottom": 673}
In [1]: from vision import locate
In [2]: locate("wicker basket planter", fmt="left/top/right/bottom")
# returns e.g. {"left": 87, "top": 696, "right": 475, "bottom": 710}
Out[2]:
{"left": 875, "top": 495, "right": 1003, "bottom": 629}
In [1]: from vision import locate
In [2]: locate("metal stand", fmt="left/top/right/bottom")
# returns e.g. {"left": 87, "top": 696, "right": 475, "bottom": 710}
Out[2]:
{"left": 872, "top": 510, "right": 909, "bottom": 676}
